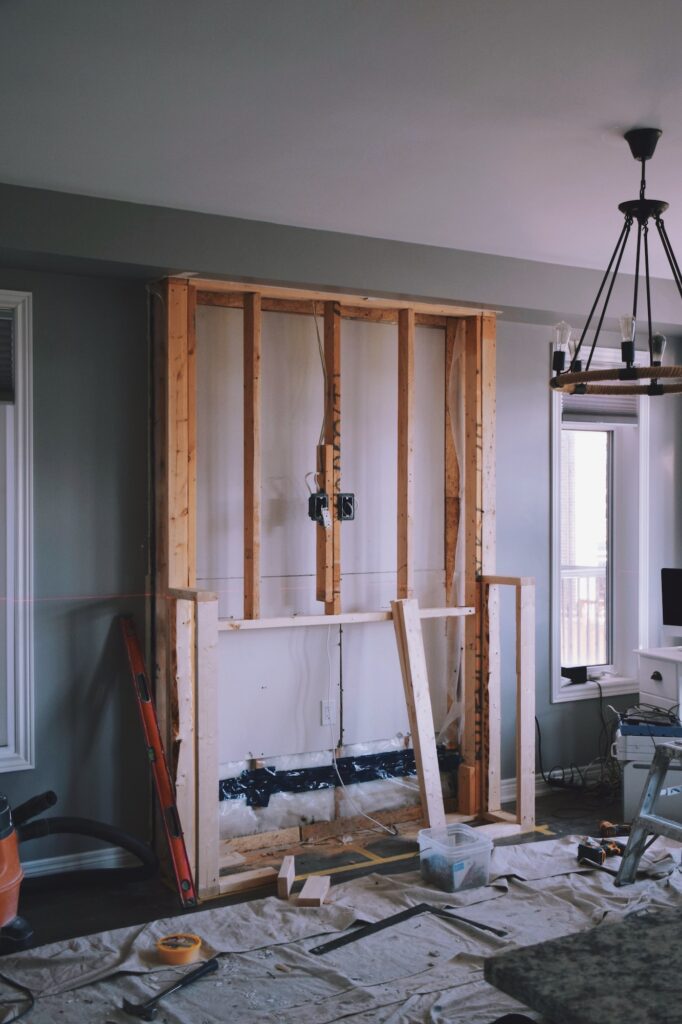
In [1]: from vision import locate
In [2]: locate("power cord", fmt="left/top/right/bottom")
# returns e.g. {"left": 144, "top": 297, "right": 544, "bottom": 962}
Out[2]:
{"left": 326, "top": 627, "right": 398, "bottom": 835}
{"left": 535, "top": 683, "right": 622, "bottom": 798}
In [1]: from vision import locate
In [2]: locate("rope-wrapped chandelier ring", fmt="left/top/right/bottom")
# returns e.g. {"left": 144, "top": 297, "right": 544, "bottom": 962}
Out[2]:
{"left": 551, "top": 365, "right": 682, "bottom": 395}
{"left": 555, "top": 381, "right": 682, "bottom": 395}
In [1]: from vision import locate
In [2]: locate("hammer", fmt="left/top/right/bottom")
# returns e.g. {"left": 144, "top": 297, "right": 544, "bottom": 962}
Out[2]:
{"left": 122, "top": 956, "right": 219, "bottom": 1020}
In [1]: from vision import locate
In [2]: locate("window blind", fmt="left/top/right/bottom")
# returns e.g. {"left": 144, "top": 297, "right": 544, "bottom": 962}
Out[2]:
{"left": 0, "top": 316, "right": 14, "bottom": 405}
{"left": 561, "top": 353, "right": 639, "bottom": 423}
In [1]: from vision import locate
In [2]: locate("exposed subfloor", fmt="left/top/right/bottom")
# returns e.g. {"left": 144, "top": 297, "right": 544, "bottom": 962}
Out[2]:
{"left": 16, "top": 787, "right": 621, "bottom": 951}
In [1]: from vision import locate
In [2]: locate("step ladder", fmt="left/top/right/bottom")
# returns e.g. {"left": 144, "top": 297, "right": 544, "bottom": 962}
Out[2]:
{"left": 615, "top": 740, "right": 682, "bottom": 886}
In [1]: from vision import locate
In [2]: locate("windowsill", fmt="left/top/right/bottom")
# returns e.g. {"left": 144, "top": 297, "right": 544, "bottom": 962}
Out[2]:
{"left": 552, "top": 675, "right": 638, "bottom": 703}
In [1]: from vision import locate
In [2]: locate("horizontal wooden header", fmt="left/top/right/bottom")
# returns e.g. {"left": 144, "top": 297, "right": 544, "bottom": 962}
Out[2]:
{"left": 182, "top": 276, "right": 496, "bottom": 321}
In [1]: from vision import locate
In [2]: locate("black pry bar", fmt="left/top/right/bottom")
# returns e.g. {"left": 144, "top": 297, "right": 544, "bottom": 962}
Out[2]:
{"left": 309, "top": 902, "right": 507, "bottom": 955}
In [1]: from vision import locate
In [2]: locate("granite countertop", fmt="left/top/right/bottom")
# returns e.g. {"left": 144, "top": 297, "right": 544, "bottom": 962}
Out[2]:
{"left": 484, "top": 907, "right": 682, "bottom": 1024}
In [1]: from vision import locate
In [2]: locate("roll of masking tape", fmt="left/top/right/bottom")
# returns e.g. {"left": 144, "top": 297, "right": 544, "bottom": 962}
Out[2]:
{"left": 156, "top": 933, "right": 202, "bottom": 965}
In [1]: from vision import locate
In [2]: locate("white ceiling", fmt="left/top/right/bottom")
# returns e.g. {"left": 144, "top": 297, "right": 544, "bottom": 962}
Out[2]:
{"left": 3, "top": 0, "right": 682, "bottom": 276}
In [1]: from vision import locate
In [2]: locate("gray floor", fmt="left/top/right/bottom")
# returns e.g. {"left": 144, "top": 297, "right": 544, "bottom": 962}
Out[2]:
{"left": 14, "top": 786, "right": 621, "bottom": 951}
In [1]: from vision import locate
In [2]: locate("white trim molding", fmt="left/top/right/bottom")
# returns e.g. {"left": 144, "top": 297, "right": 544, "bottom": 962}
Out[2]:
{"left": 550, "top": 344, "right": 648, "bottom": 705}
{"left": 0, "top": 291, "right": 34, "bottom": 771}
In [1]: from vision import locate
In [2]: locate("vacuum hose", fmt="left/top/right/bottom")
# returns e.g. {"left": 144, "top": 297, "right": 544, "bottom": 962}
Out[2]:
{"left": 17, "top": 815, "right": 158, "bottom": 885}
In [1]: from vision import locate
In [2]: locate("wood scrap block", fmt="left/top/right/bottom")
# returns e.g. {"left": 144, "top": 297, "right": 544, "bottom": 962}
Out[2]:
{"left": 277, "top": 855, "right": 296, "bottom": 899}
{"left": 218, "top": 866, "right": 277, "bottom": 896}
{"left": 298, "top": 875, "right": 330, "bottom": 907}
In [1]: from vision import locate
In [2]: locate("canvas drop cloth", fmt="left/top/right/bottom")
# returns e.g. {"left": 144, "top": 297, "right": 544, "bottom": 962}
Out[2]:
{"left": 0, "top": 836, "right": 680, "bottom": 1023}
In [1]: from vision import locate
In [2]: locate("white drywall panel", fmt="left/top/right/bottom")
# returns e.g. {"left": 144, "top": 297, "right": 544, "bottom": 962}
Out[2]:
{"left": 342, "top": 320, "right": 397, "bottom": 575}
{"left": 197, "top": 307, "right": 449, "bottom": 763}
{"left": 196, "top": 305, "right": 244, "bottom": 603}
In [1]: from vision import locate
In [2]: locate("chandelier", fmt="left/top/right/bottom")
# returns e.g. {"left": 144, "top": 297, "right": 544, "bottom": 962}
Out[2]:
{"left": 550, "top": 128, "right": 682, "bottom": 396}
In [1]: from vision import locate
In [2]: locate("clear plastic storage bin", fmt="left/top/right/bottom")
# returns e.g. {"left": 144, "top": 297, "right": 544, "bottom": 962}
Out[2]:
{"left": 418, "top": 823, "right": 492, "bottom": 892}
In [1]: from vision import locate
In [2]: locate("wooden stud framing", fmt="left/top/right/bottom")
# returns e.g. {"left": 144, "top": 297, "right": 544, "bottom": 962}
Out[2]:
{"left": 397, "top": 308, "right": 415, "bottom": 598}
{"left": 444, "top": 318, "right": 460, "bottom": 596}
{"left": 516, "top": 579, "right": 536, "bottom": 829}
{"left": 187, "top": 284, "right": 197, "bottom": 589}
{"left": 154, "top": 276, "right": 524, "bottom": 900}
{"left": 198, "top": 290, "right": 450, "bottom": 328}
{"left": 171, "top": 597, "right": 197, "bottom": 885}
{"left": 323, "top": 302, "right": 341, "bottom": 614}
{"left": 458, "top": 316, "right": 483, "bottom": 811}
{"left": 168, "top": 280, "right": 193, "bottom": 589}
{"left": 243, "top": 292, "right": 262, "bottom": 619}
{"left": 195, "top": 593, "right": 220, "bottom": 898}
{"left": 315, "top": 444, "right": 334, "bottom": 604}
{"left": 391, "top": 598, "right": 447, "bottom": 830}
{"left": 190, "top": 277, "right": 490, "bottom": 319}
{"left": 480, "top": 575, "right": 535, "bottom": 831}
{"left": 479, "top": 314, "right": 497, "bottom": 811}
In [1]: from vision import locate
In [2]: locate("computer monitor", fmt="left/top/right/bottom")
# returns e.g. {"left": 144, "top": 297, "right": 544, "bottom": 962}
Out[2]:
{"left": 662, "top": 569, "right": 682, "bottom": 627}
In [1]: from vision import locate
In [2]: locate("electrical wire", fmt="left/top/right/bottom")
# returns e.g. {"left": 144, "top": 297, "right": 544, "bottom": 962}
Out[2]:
{"left": 535, "top": 684, "right": 622, "bottom": 800}
{"left": 326, "top": 627, "right": 397, "bottom": 835}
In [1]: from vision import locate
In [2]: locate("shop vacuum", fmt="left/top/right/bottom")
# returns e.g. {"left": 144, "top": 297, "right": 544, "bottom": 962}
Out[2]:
{"left": 0, "top": 790, "right": 158, "bottom": 953}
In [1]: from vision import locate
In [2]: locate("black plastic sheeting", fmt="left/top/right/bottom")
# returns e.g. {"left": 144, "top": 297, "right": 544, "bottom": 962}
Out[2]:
{"left": 219, "top": 746, "right": 461, "bottom": 808}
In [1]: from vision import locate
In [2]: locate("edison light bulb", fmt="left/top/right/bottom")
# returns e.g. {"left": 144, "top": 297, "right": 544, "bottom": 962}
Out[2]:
{"left": 552, "top": 321, "right": 572, "bottom": 373}
{"left": 619, "top": 314, "right": 635, "bottom": 365}
{"left": 652, "top": 333, "right": 667, "bottom": 366}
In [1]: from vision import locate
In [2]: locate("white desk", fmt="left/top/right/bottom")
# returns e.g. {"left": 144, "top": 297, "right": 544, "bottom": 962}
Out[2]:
{"left": 637, "top": 646, "right": 682, "bottom": 710}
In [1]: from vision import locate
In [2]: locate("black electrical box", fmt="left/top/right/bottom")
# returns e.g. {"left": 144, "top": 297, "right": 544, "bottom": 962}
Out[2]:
{"left": 336, "top": 493, "right": 356, "bottom": 521}
{"left": 308, "top": 491, "right": 329, "bottom": 524}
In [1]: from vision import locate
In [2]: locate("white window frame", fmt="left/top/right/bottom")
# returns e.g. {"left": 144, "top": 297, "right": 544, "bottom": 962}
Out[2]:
{"left": 550, "top": 345, "right": 649, "bottom": 703}
{"left": 0, "top": 291, "right": 34, "bottom": 769}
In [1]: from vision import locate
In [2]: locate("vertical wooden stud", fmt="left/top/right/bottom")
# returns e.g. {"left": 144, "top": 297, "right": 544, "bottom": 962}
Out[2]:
{"left": 187, "top": 285, "right": 197, "bottom": 589}
{"left": 315, "top": 443, "right": 334, "bottom": 603}
{"left": 516, "top": 581, "right": 536, "bottom": 829}
{"left": 482, "top": 582, "right": 502, "bottom": 814}
{"left": 324, "top": 302, "right": 341, "bottom": 614}
{"left": 244, "top": 293, "right": 262, "bottom": 619}
{"left": 480, "top": 314, "right": 497, "bottom": 811}
{"left": 195, "top": 593, "right": 220, "bottom": 899}
{"left": 444, "top": 318, "right": 460, "bottom": 598}
{"left": 153, "top": 280, "right": 171, "bottom": 754}
{"left": 167, "top": 279, "right": 191, "bottom": 589}
{"left": 458, "top": 316, "right": 483, "bottom": 811}
{"left": 397, "top": 308, "right": 415, "bottom": 599}
{"left": 172, "top": 597, "right": 197, "bottom": 885}
{"left": 391, "top": 598, "right": 446, "bottom": 830}
{"left": 458, "top": 313, "right": 496, "bottom": 814}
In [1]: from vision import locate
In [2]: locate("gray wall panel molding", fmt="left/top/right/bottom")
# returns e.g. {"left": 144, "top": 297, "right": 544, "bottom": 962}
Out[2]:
{"left": 1, "top": 182, "right": 682, "bottom": 332}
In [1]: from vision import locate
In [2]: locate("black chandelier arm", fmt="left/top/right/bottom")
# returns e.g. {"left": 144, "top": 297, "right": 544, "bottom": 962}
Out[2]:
{"left": 583, "top": 215, "right": 632, "bottom": 371}
{"left": 655, "top": 217, "right": 682, "bottom": 304}
{"left": 632, "top": 218, "right": 643, "bottom": 322}
{"left": 573, "top": 217, "right": 631, "bottom": 369}
{"left": 643, "top": 220, "right": 654, "bottom": 365}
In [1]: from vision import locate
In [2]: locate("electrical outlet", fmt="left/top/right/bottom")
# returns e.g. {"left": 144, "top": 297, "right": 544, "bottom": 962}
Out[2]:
{"left": 321, "top": 699, "right": 336, "bottom": 726}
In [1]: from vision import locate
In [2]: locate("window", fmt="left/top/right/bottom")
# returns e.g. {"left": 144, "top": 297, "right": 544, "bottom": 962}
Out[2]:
{"left": 0, "top": 292, "right": 33, "bottom": 769}
{"left": 551, "top": 347, "right": 648, "bottom": 703}
{"left": 560, "top": 428, "right": 610, "bottom": 668}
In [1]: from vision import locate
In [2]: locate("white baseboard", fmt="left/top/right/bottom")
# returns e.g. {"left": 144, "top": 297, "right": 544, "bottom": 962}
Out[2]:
{"left": 22, "top": 847, "right": 137, "bottom": 878}
{"left": 499, "top": 765, "right": 596, "bottom": 804}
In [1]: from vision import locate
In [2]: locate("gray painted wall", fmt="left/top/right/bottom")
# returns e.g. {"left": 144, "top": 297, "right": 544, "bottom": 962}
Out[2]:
{"left": 497, "top": 320, "right": 682, "bottom": 778}
{"left": 0, "top": 267, "right": 149, "bottom": 859}
{"left": 0, "top": 185, "right": 678, "bottom": 851}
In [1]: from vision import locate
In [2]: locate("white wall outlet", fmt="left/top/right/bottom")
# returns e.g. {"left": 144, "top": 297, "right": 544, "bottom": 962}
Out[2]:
{"left": 321, "top": 699, "right": 336, "bottom": 726}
